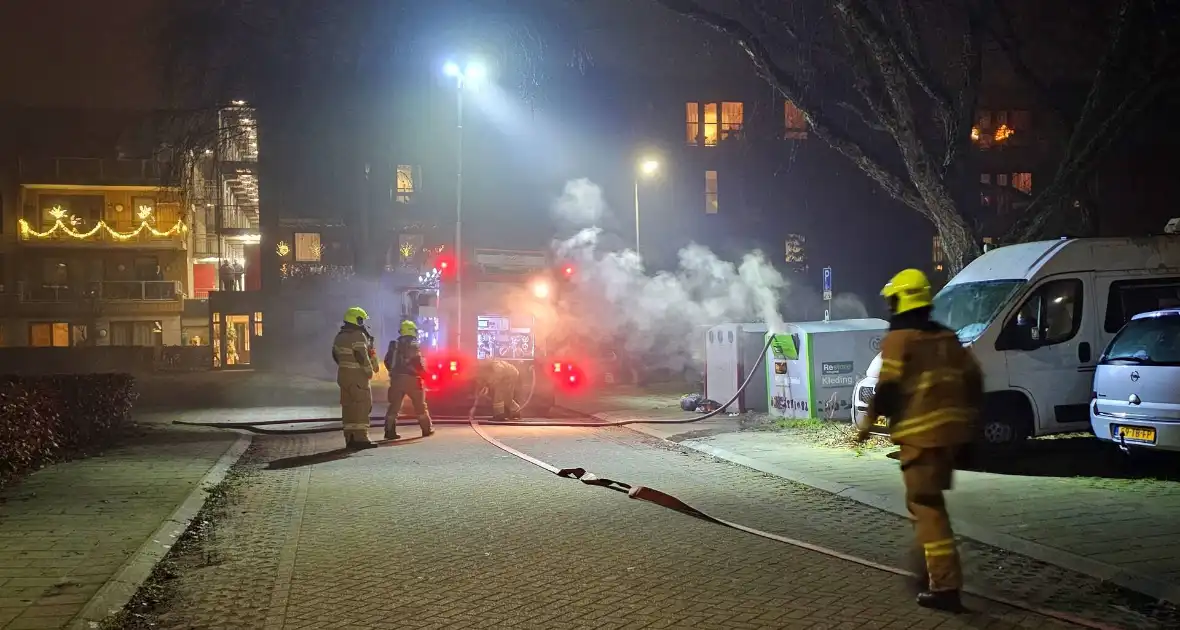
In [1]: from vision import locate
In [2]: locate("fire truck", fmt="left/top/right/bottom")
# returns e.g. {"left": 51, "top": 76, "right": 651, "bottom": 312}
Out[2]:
{"left": 408, "top": 248, "right": 585, "bottom": 415}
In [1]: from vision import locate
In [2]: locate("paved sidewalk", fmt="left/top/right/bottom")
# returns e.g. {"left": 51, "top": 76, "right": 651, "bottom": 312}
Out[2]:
{"left": 563, "top": 390, "right": 1180, "bottom": 605}
{"left": 0, "top": 424, "right": 246, "bottom": 630}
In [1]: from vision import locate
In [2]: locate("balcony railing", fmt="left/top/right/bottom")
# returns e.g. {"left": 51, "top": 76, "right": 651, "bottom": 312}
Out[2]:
{"left": 18, "top": 157, "right": 175, "bottom": 186}
{"left": 18, "top": 281, "right": 183, "bottom": 303}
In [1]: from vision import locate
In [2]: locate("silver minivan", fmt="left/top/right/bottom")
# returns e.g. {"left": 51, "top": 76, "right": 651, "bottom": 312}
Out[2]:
{"left": 1090, "top": 308, "right": 1180, "bottom": 452}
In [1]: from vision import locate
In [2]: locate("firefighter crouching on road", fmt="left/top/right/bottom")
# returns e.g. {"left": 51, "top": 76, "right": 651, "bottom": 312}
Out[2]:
{"left": 475, "top": 359, "right": 522, "bottom": 421}
{"left": 383, "top": 320, "right": 434, "bottom": 439}
{"left": 856, "top": 268, "right": 982, "bottom": 612}
{"left": 333, "top": 306, "right": 382, "bottom": 450}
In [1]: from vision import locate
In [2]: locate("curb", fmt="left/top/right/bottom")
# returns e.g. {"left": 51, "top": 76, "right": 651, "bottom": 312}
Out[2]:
{"left": 618, "top": 420, "right": 1180, "bottom": 607}
{"left": 69, "top": 433, "right": 254, "bottom": 629}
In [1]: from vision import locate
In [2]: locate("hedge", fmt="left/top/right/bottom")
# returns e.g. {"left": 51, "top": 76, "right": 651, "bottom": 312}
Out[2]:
{"left": 0, "top": 374, "right": 137, "bottom": 488}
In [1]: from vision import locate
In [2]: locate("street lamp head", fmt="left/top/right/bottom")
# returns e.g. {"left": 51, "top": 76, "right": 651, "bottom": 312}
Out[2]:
{"left": 443, "top": 61, "right": 461, "bottom": 77}
{"left": 640, "top": 159, "right": 660, "bottom": 176}
{"left": 465, "top": 62, "right": 487, "bottom": 82}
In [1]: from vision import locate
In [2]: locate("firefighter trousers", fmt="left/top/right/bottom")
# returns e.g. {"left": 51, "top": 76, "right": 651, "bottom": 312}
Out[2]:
{"left": 899, "top": 444, "right": 962, "bottom": 593}
{"left": 337, "top": 371, "right": 373, "bottom": 445}
{"left": 490, "top": 376, "right": 520, "bottom": 417}
{"left": 386, "top": 373, "right": 433, "bottom": 435}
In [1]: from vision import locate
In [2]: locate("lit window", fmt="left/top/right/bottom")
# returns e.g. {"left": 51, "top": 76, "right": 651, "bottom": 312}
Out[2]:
{"left": 1011, "top": 172, "right": 1032, "bottom": 194}
{"left": 705, "top": 170, "right": 719, "bottom": 214}
{"left": 703, "top": 103, "right": 719, "bottom": 147}
{"left": 932, "top": 235, "right": 945, "bottom": 265}
{"left": 396, "top": 165, "right": 416, "bottom": 203}
{"left": 685, "top": 102, "right": 699, "bottom": 146}
{"left": 996, "top": 173, "right": 1009, "bottom": 187}
{"left": 294, "top": 232, "right": 322, "bottom": 262}
{"left": 784, "top": 101, "right": 808, "bottom": 139}
{"left": 30, "top": 322, "right": 70, "bottom": 347}
{"left": 720, "top": 102, "right": 743, "bottom": 140}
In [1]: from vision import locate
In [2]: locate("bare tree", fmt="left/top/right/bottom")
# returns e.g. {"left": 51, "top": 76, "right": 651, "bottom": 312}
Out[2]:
{"left": 652, "top": 0, "right": 1180, "bottom": 273}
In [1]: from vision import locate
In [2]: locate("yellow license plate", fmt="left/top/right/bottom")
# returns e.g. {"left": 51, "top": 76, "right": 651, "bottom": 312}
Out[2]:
{"left": 873, "top": 417, "right": 889, "bottom": 428}
{"left": 1114, "top": 425, "right": 1156, "bottom": 443}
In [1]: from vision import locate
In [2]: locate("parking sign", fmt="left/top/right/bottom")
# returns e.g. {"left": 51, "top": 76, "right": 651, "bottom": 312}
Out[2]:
{"left": 822, "top": 267, "right": 832, "bottom": 301}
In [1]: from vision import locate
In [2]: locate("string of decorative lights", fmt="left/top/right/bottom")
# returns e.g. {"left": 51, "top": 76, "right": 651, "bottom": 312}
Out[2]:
{"left": 19, "top": 218, "right": 188, "bottom": 240}
{"left": 18, "top": 206, "right": 186, "bottom": 240}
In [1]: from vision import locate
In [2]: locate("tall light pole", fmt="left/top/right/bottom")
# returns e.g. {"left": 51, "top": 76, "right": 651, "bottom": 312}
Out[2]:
{"left": 443, "top": 60, "right": 486, "bottom": 352}
{"left": 634, "top": 158, "right": 660, "bottom": 258}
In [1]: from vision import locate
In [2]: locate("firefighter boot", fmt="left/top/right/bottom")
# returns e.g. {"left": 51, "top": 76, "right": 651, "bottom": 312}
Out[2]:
{"left": 345, "top": 431, "right": 378, "bottom": 450}
{"left": 490, "top": 413, "right": 508, "bottom": 422}
{"left": 916, "top": 589, "right": 964, "bottom": 613}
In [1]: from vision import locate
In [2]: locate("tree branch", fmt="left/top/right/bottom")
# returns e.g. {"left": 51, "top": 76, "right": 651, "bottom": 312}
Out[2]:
{"left": 653, "top": 0, "right": 926, "bottom": 213}
{"left": 1003, "top": 67, "right": 1172, "bottom": 242}
{"left": 986, "top": 0, "right": 1074, "bottom": 134}
{"left": 941, "top": 0, "right": 985, "bottom": 172}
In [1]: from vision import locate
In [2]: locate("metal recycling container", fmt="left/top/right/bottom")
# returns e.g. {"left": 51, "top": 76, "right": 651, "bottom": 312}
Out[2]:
{"left": 765, "top": 318, "right": 889, "bottom": 422}
{"left": 704, "top": 323, "right": 769, "bottom": 413}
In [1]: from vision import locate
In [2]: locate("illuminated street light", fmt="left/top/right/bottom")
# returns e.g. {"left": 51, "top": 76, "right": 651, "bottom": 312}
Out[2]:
{"left": 634, "top": 157, "right": 662, "bottom": 259}
{"left": 532, "top": 280, "right": 551, "bottom": 300}
{"left": 442, "top": 58, "right": 490, "bottom": 352}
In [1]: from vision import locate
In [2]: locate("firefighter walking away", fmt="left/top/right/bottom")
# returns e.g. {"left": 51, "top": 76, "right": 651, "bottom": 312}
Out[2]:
{"left": 476, "top": 359, "right": 522, "bottom": 421}
{"left": 384, "top": 320, "right": 434, "bottom": 439}
{"left": 333, "top": 306, "right": 382, "bottom": 449}
{"left": 857, "top": 269, "right": 982, "bottom": 612}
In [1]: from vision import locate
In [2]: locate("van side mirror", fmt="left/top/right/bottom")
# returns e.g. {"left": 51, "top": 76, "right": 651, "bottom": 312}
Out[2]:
{"left": 999, "top": 322, "right": 1041, "bottom": 351}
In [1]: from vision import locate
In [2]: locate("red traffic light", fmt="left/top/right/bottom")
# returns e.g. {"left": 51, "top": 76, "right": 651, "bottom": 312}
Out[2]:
{"left": 563, "top": 265, "right": 574, "bottom": 277}
{"left": 435, "top": 255, "right": 455, "bottom": 276}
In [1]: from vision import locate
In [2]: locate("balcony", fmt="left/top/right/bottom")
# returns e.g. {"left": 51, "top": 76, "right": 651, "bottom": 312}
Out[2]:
{"left": 18, "top": 280, "right": 183, "bottom": 303}
{"left": 18, "top": 157, "right": 174, "bottom": 187}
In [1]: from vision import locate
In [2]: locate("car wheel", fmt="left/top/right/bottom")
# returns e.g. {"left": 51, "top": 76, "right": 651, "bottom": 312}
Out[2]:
{"left": 977, "top": 394, "right": 1032, "bottom": 448}
{"left": 980, "top": 418, "right": 1022, "bottom": 445}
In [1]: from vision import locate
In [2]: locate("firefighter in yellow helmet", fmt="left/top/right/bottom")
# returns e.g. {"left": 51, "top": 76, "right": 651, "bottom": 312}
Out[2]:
{"left": 856, "top": 269, "right": 982, "bottom": 612}
{"left": 475, "top": 359, "right": 522, "bottom": 421}
{"left": 383, "top": 320, "right": 434, "bottom": 439}
{"left": 332, "top": 306, "right": 381, "bottom": 449}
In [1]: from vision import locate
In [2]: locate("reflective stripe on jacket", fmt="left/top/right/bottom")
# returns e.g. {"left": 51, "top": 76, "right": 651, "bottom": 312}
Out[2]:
{"left": 868, "top": 325, "right": 982, "bottom": 448}
{"left": 333, "top": 325, "right": 376, "bottom": 378}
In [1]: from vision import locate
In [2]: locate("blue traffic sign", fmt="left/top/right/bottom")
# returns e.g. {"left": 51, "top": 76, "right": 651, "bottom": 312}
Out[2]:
{"left": 822, "top": 267, "right": 832, "bottom": 293}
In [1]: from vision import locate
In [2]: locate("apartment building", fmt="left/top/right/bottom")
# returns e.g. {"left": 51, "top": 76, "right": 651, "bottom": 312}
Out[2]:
{"left": 0, "top": 155, "right": 189, "bottom": 349}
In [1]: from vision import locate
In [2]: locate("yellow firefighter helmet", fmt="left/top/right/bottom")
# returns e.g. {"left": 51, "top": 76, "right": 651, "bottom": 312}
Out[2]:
{"left": 399, "top": 320, "right": 418, "bottom": 337}
{"left": 881, "top": 269, "right": 932, "bottom": 315}
{"left": 343, "top": 306, "right": 370, "bottom": 326}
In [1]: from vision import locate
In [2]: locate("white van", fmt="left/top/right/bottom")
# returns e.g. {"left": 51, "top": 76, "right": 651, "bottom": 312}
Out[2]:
{"left": 853, "top": 237, "right": 1180, "bottom": 445}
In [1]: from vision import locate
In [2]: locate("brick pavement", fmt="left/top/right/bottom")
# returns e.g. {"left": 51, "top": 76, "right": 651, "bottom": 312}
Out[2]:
{"left": 0, "top": 425, "right": 242, "bottom": 630}
{"left": 144, "top": 424, "right": 1091, "bottom": 630}
{"left": 560, "top": 389, "right": 1180, "bottom": 607}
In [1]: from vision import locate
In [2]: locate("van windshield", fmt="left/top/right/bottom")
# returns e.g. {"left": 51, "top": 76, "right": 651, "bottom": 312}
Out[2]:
{"left": 1101, "top": 315, "right": 1180, "bottom": 366}
{"left": 931, "top": 280, "right": 1025, "bottom": 343}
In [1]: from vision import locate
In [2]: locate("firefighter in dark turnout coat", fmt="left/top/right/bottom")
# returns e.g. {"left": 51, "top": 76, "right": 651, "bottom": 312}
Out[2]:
{"left": 858, "top": 268, "right": 982, "bottom": 612}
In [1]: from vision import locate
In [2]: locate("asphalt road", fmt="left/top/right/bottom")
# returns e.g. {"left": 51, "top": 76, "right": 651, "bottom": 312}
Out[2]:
{"left": 137, "top": 421, "right": 1114, "bottom": 630}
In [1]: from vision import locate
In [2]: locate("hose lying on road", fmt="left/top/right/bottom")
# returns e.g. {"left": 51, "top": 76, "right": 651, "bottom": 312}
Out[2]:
{"left": 174, "top": 338, "right": 767, "bottom": 435}
{"left": 175, "top": 336, "right": 1117, "bottom": 629}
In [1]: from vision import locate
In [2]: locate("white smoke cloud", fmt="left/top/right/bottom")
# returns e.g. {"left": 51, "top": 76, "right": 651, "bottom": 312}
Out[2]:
{"left": 546, "top": 180, "right": 868, "bottom": 376}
